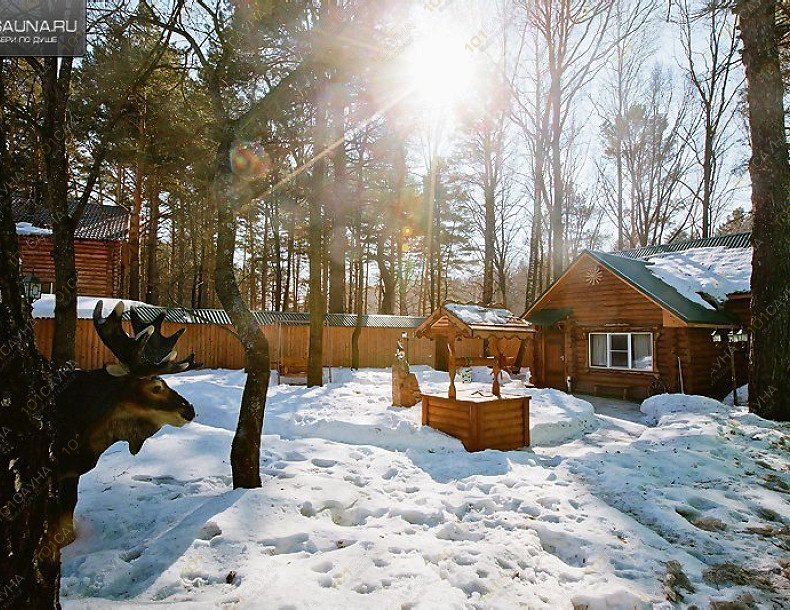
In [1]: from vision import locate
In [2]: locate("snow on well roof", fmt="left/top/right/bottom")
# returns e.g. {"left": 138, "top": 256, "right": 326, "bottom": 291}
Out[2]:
{"left": 444, "top": 302, "right": 515, "bottom": 326}
{"left": 644, "top": 246, "right": 752, "bottom": 310}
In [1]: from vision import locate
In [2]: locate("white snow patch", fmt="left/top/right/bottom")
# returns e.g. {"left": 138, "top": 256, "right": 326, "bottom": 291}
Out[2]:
{"left": 723, "top": 384, "right": 749, "bottom": 407}
{"left": 528, "top": 388, "right": 598, "bottom": 446}
{"left": 640, "top": 392, "right": 726, "bottom": 424}
{"left": 33, "top": 294, "right": 151, "bottom": 319}
{"left": 445, "top": 302, "right": 514, "bottom": 325}
{"left": 467, "top": 365, "right": 511, "bottom": 384}
{"left": 60, "top": 369, "right": 790, "bottom": 608}
{"left": 646, "top": 247, "right": 751, "bottom": 309}
{"left": 16, "top": 221, "right": 52, "bottom": 236}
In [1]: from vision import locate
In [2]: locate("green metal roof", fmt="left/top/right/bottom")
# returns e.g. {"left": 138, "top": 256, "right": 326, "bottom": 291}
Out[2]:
{"left": 127, "top": 307, "right": 425, "bottom": 329}
{"left": 587, "top": 250, "right": 738, "bottom": 326}
{"left": 525, "top": 307, "right": 573, "bottom": 326}
{"left": 613, "top": 232, "right": 751, "bottom": 259}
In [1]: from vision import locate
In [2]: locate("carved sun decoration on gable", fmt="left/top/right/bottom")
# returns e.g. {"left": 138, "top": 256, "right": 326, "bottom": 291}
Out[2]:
{"left": 585, "top": 265, "right": 603, "bottom": 286}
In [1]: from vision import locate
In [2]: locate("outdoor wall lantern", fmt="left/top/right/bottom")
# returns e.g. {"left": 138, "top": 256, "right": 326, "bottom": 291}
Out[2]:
{"left": 401, "top": 331, "right": 409, "bottom": 361}
{"left": 21, "top": 273, "right": 42, "bottom": 303}
{"left": 712, "top": 329, "right": 749, "bottom": 344}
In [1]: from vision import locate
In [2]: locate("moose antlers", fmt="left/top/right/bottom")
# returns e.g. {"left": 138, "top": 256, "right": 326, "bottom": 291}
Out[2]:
{"left": 93, "top": 301, "right": 200, "bottom": 377}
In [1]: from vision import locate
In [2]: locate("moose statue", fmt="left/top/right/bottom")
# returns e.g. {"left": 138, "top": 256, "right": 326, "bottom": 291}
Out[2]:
{"left": 54, "top": 301, "right": 200, "bottom": 543}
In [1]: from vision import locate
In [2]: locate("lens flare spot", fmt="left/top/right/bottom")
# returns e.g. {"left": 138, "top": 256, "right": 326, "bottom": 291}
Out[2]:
{"left": 230, "top": 142, "right": 271, "bottom": 179}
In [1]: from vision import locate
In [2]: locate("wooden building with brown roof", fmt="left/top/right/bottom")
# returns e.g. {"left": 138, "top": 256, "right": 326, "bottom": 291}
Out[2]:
{"left": 12, "top": 195, "right": 130, "bottom": 297}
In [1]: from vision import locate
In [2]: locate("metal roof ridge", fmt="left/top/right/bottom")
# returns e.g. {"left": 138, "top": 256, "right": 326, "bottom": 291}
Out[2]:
{"left": 610, "top": 231, "right": 752, "bottom": 259}
{"left": 128, "top": 306, "right": 426, "bottom": 328}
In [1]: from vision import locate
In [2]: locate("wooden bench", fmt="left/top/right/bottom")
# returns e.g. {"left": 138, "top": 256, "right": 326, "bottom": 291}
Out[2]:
{"left": 276, "top": 357, "right": 332, "bottom": 384}
{"left": 593, "top": 383, "right": 637, "bottom": 401}
{"left": 275, "top": 356, "right": 308, "bottom": 384}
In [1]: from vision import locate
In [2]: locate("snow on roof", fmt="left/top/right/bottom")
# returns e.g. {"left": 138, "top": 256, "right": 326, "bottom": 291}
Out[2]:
{"left": 16, "top": 222, "right": 52, "bottom": 236}
{"left": 445, "top": 302, "right": 515, "bottom": 326}
{"left": 12, "top": 194, "right": 130, "bottom": 241}
{"left": 645, "top": 247, "right": 751, "bottom": 310}
{"left": 32, "top": 295, "right": 151, "bottom": 319}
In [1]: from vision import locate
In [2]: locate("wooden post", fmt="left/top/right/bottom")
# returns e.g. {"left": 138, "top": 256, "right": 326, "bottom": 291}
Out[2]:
{"left": 729, "top": 342, "right": 739, "bottom": 406}
{"left": 522, "top": 396, "right": 530, "bottom": 447}
{"left": 447, "top": 335, "right": 457, "bottom": 399}
{"left": 492, "top": 337, "right": 502, "bottom": 397}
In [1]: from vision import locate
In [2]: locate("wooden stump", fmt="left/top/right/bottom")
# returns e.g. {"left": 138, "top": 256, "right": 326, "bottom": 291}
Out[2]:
{"left": 392, "top": 341, "right": 421, "bottom": 407}
{"left": 393, "top": 368, "right": 421, "bottom": 407}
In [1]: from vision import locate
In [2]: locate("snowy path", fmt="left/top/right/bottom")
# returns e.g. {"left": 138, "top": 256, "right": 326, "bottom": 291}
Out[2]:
{"left": 580, "top": 394, "right": 648, "bottom": 426}
{"left": 60, "top": 369, "right": 790, "bottom": 609}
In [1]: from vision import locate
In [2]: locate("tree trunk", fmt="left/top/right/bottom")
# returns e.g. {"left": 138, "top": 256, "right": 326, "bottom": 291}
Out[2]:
{"left": 549, "top": 73, "right": 564, "bottom": 280}
{"left": 526, "top": 55, "right": 546, "bottom": 308}
{"left": 0, "top": 60, "right": 61, "bottom": 607}
{"left": 213, "top": 130, "right": 271, "bottom": 489}
{"left": 394, "top": 137, "right": 408, "bottom": 315}
{"left": 144, "top": 174, "right": 159, "bottom": 304}
{"left": 735, "top": 0, "right": 790, "bottom": 421}
{"left": 351, "top": 258, "right": 363, "bottom": 369}
{"left": 702, "top": 123, "right": 713, "bottom": 238}
{"left": 41, "top": 57, "right": 77, "bottom": 366}
{"left": 376, "top": 234, "right": 396, "bottom": 315}
{"left": 308, "top": 101, "right": 328, "bottom": 386}
{"left": 283, "top": 231, "right": 293, "bottom": 310}
{"left": 482, "top": 129, "right": 496, "bottom": 305}
{"left": 129, "top": 111, "right": 145, "bottom": 301}
{"left": 328, "top": 80, "right": 348, "bottom": 314}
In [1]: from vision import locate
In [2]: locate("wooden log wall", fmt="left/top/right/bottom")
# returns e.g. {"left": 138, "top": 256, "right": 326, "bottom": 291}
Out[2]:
{"left": 18, "top": 236, "right": 124, "bottom": 297}
{"left": 32, "top": 319, "right": 528, "bottom": 372}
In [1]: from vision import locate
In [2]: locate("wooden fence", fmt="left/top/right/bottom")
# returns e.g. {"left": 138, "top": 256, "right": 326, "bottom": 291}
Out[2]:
{"left": 33, "top": 318, "right": 529, "bottom": 371}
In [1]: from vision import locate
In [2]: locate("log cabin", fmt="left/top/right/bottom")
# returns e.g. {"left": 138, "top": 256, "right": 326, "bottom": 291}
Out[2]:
{"left": 523, "top": 232, "right": 752, "bottom": 401}
{"left": 12, "top": 194, "right": 130, "bottom": 297}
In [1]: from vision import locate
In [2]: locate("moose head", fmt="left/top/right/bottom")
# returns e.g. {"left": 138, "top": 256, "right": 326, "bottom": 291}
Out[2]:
{"left": 55, "top": 301, "right": 200, "bottom": 543}
{"left": 91, "top": 301, "right": 199, "bottom": 444}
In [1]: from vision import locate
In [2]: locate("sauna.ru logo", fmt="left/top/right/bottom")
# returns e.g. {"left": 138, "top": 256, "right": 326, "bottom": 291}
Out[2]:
{"left": 0, "top": 0, "right": 86, "bottom": 57}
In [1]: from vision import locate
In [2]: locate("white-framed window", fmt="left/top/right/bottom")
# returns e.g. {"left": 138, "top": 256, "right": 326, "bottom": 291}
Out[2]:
{"left": 589, "top": 332, "right": 653, "bottom": 371}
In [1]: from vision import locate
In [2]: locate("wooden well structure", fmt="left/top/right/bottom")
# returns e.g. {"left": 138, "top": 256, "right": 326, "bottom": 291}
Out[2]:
{"left": 415, "top": 303, "right": 536, "bottom": 451}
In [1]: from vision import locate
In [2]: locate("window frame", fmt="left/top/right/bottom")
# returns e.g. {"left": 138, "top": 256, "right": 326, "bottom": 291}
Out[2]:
{"left": 588, "top": 332, "right": 654, "bottom": 372}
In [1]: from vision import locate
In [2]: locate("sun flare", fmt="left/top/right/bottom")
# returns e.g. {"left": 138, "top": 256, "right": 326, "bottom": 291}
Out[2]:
{"left": 403, "top": 30, "right": 476, "bottom": 110}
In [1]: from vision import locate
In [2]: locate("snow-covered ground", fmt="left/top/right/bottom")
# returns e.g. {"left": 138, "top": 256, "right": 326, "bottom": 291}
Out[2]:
{"left": 61, "top": 370, "right": 790, "bottom": 609}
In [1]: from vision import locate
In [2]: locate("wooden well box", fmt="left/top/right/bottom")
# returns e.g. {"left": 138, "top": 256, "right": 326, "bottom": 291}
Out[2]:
{"left": 421, "top": 394, "right": 531, "bottom": 452}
